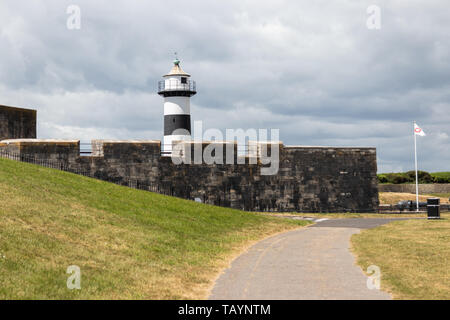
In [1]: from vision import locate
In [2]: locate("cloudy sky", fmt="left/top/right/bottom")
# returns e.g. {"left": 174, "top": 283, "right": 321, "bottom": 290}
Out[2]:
{"left": 0, "top": 0, "right": 449, "bottom": 172}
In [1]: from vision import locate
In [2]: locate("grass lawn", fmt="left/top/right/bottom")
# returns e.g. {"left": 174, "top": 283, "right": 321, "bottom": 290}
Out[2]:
{"left": 379, "top": 192, "right": 449, "bottom": 204}
{"left": 263, "top": 191, "right": 450, "bottom": 219}
{"left": 427, "top": 193, "right": 450, "bottom": 199}
{"left": 351, "top": 214, "right": 450, "bottom": 299}
{"left": 0, "top": 158, "right": 309, "bottom": 299}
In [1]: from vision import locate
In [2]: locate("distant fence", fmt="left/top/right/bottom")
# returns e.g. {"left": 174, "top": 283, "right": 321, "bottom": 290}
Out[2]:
{"left": 379, "top": 184, "right": 450, "bottom": 194}
{"left": 0, "top": 150, "right": 73, "bottom": 171}
{"left": 378, "top": 203, "right": 450, "bottom": 213}
{"left": 0, "top": 149, "right": 175, "bottom": 196}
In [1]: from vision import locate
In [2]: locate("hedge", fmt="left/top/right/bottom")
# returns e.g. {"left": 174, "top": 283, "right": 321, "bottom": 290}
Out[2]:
{"left": 378, "top": 171, "right": 450, "bottom": 184}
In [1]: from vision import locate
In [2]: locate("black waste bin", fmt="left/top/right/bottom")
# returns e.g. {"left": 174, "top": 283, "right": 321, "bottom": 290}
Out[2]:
{"left": 427, "top": 198, "right": 440, "bottom": 220}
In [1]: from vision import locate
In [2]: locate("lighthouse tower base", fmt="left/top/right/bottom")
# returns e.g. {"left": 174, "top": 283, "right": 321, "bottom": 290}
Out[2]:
{"left": 162, "top": 134, "right": 191, "bottom": 156}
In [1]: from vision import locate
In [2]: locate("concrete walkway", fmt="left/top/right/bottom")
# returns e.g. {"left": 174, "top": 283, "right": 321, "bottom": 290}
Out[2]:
{"left": 209, "top": 218, "right": 407, "bottom": 300}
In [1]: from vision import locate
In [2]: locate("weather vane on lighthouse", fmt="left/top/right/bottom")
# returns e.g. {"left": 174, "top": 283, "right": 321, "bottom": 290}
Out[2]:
{"left": 158, "top": 56, "right": 197, "bottom": 155}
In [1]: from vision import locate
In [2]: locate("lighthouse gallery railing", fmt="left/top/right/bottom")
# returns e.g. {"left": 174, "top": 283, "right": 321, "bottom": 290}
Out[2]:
{"left": 158, "top": 80, "right": 196, "bottom": 93}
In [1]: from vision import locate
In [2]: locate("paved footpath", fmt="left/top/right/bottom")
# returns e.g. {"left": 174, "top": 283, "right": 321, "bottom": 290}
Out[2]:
{"left": 210, "top": 218, "right": 409, "bottom": 300}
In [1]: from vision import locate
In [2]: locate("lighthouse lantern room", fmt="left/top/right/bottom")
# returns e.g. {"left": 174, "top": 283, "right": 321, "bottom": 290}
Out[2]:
{"left": 158, "top": 58, "right": 196, "bottom": 155}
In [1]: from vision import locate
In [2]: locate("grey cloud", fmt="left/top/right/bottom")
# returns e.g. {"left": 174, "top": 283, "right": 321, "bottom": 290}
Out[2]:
{"left": 0, "top": 0, "right": 449, "bottom": 172}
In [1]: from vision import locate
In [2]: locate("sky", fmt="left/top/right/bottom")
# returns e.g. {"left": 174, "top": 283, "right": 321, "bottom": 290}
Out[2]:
{"left": 0, "top": 0, "right": 449, "bottom": 173}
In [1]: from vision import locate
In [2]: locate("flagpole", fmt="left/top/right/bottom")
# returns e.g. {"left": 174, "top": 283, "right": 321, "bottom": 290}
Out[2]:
{"left": 414, "top": 121, "right": 419, "bottom": 212}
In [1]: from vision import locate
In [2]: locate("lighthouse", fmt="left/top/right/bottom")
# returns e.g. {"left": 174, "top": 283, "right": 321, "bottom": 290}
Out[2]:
{"left": 158, "top": 58, "right": 197, "bottom": 155}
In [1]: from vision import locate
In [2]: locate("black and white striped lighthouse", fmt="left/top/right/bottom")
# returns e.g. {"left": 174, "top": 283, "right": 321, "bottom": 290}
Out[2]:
{"left": 158, "top": 58, "right": 196, "bottom": 155}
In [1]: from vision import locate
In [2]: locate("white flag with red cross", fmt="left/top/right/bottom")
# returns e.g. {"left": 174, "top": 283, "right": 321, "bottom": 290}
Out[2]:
{"left": 414, "top": 123, "right": 426, "bottom": 136}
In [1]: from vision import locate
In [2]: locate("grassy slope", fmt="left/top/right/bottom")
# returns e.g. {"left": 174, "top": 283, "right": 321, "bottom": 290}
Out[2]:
{"left": 352, "top": 215, "right": 450, "bottom": 299}
{"left": 0, "top": 158, "right": 308, "bottom": 299}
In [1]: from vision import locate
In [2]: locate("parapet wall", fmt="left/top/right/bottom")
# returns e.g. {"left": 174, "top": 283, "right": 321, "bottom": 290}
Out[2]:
{"left": 0, "top": 139, "right": 79, "bottom": 162}
{"left": 0, "top": 139, "right": 379, "bottom": 212}
{"left": 0, "top": 105, "right": 36, "bottom": 140}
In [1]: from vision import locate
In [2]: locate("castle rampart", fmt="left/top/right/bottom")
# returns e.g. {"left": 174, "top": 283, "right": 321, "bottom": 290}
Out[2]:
{"left": 0, "top": 139, "right": 379, "bottom": 212}
{"left": 0, "top": 105, "right": 36, "bottom": 140}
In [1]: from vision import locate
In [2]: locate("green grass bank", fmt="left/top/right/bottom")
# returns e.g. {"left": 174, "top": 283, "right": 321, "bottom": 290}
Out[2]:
{"left": 0, "top": 158, "right": 309, "bottom": 299}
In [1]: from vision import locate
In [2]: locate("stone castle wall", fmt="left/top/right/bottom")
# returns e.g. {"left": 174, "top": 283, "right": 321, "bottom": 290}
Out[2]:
{"left": 0, "top": 139, "right": 379, "bottom": 212}
{"left": 0, "top": 105, "right": 36, "bottom": 140}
